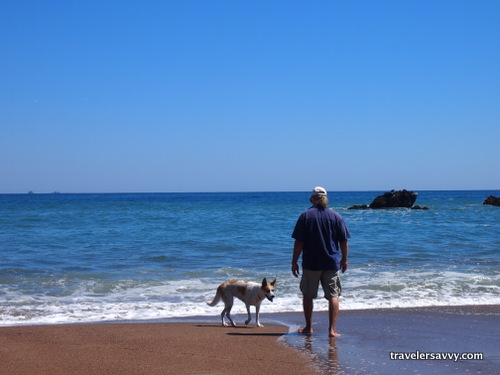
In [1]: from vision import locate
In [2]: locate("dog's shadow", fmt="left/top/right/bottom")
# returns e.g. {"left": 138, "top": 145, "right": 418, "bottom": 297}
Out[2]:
{"left": 226, "top": 332, "right": 283, "bottom": 337}
{"left": 194, "top": 324, "right": 282, "bottom": 337}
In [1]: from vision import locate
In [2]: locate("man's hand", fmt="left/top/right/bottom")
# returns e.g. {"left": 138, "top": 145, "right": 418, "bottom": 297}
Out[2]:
{"left": 340, "top": 259, "right": 348, "bottom": 273}
{"left": 292, "top": 240, "right": 304, "bottom": 278}
{"left": 291, "top": 262, "right": 300, "bottom": 277}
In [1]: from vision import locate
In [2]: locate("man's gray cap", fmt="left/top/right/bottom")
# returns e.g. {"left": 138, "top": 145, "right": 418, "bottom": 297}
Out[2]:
{"left": 311, "top": 186, "right": 327, "bottom": 197}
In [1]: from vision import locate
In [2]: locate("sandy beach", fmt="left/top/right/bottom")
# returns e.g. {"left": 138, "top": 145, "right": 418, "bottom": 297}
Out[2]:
{"left": 0, "top": 322, "right": 320, "bottom": 375}
{"left": 1, "top": 306, "right": 498, "bottom": 375}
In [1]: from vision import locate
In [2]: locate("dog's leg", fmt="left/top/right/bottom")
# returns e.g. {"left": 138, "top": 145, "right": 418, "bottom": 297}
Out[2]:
{"left": 244, "top": 304, "right": 252, "bottom": 326}
{"left": 221, "top": 298, "right": 236, "bottom": 327}
{"left": 225, "top": 304, "right": 236, "bottom": 327}
{"left": 255, "top": 304, "right": 263, "bottom": 327}
{"left": 220, "top": 308, "right": 228, "bottom": 327}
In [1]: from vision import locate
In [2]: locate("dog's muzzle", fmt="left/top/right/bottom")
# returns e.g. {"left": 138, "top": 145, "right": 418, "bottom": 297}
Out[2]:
{"left": 267, "top": 294, "right": 275, "bottom": 302}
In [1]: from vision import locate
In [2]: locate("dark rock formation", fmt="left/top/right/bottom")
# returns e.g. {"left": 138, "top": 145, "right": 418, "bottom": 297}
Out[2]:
{"left": 369, "top": 189, "right": 417, "bottom": 209}
{"left": 347, "top": 204, "right": 370, "bottom": 210}
{"left": 483, "top": 195, "right": 500, "bottom": 207}
{"left": 348, "top": 189, "right": 428, "bottom": 210}
{"left": 411, "top": 205, "right": 429, "bottom": 210}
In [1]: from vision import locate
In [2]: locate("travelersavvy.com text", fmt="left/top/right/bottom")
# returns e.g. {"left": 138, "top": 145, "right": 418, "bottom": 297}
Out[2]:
{"left": 390, "top": 351, "right": 483, "bottom": 362}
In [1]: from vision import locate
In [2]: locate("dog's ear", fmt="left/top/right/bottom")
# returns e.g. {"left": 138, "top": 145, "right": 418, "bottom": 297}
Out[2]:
{"left": 262, "top": 278, "right": 267, "bottom": 286}
{"left": 271, "top": 279, "right": 276, "bottom": 286}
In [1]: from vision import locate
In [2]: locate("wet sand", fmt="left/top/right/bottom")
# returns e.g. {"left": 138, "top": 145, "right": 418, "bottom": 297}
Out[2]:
{"left": 279, "top": 305, "right": 500, "bottom": 374}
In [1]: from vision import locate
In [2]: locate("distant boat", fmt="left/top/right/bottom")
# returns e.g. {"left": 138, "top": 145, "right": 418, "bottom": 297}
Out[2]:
{"left": 28, "top": 191, "right": 34, "bottom": 194}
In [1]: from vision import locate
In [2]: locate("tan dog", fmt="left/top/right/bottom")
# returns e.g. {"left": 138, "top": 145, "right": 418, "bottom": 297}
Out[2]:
{"left": 207, "top": 278, "right": 276, "bottom": 327}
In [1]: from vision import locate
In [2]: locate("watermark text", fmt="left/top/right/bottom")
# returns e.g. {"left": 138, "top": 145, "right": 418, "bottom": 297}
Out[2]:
{"left": 390, "top": 351, "right": 483, "bottom": 362}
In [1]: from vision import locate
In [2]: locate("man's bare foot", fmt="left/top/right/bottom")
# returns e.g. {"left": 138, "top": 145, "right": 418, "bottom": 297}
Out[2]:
{"left": 329, "top": 330, "right": 341, "bottom": 338}
{"left": 298, "top": 327, "right": 313, "bottom": 335}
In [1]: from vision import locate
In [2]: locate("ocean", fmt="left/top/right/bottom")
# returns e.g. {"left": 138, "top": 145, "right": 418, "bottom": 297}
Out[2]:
{"left": 1, "top": 190, "right": 499, "bottom": 327}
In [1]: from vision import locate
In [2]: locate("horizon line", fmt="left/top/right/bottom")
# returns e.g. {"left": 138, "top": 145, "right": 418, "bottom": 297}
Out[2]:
{"left": 2, "top": 188, "right": 500, "bottom": 195}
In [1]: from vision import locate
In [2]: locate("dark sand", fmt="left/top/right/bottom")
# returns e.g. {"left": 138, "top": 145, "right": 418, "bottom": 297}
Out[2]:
{"left": 1, "top": 305, "right": 498, "bottom": 375}
{"left": 0, "top": 323, "right": 320, "bottom": 375}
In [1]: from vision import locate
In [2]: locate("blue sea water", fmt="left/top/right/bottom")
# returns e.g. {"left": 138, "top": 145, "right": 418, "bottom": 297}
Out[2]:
{"left": 1, "top": 190, "right": 499, "bottom": 326}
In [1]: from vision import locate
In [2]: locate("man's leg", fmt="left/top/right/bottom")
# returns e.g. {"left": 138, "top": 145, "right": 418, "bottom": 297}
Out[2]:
{"left": 328, "top": 297, "right": 341, "bottom": 337}
{"left": 300, "top": 296, "right": 314, "bottom": 334}
{"left": 299, "top": 269, "right": 321, "bottom": 335}
{"left": 322, "top": 270, "right": 342, "bottom": 337}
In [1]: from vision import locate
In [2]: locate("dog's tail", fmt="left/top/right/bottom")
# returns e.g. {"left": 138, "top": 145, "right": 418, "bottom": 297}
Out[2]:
{"left": 207, "top": 287, "right": 222, "bottom": 307}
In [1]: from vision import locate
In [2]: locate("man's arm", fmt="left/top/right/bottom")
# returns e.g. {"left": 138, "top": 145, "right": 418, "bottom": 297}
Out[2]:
{"left": 340, "top": 240, "right": 349, "bottom": 273}
{"left": 291, "top": 240, "right": 304, "bottom": 277}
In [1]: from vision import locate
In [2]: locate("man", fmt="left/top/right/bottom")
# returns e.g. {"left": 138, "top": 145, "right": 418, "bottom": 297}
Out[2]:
{"left": 291, "top": 186, "right": 350, "bottom": 337}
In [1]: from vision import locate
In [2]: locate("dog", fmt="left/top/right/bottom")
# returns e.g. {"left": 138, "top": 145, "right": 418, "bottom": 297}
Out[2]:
{"left": 207, "top": 278, "right": 276, "bottom": 327}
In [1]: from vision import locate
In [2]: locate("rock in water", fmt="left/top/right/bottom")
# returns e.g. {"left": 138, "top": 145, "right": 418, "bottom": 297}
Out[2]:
{"left": 483, "top": 196, "right": 500, "bottom": 207}
{"left": 369, "top": 190, "right": 417, "bottom": 209}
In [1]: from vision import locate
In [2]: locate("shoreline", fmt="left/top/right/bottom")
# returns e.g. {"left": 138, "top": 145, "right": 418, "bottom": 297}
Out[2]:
{"left": 1, "top": 305, "right": 498, "bottom": 374}
{"left": 4, "top": 303, "right": 498, "bottom": 328}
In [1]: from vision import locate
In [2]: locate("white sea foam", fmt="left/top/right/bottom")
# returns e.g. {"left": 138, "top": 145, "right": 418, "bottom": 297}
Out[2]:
{"left": 1, "top": 269, "right": 499, "bottom": 326}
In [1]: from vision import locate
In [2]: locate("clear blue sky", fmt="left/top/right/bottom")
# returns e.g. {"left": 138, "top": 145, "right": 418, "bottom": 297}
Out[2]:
{"left": 1, "top": 0, "right": 499, "bottom": 193}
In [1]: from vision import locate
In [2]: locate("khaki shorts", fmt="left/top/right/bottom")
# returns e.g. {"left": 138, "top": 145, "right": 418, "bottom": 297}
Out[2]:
{"left": 300, "top": 269, "right": 341, "bottom": 299}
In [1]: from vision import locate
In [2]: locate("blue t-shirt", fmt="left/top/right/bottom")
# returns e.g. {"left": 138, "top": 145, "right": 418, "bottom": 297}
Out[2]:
{"left": 291, "top": 205, "right": 351, "bottom": 271}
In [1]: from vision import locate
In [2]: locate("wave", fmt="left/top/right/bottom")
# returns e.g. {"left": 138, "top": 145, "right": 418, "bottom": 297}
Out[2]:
{"left": 1, "top": 268, "right": 499, "bottom": 327}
